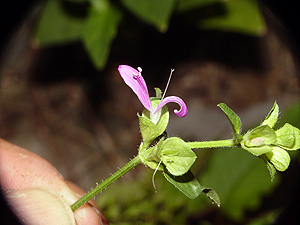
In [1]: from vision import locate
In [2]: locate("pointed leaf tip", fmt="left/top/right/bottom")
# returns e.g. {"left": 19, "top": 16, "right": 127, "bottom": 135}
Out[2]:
{"left": 202, "top": 187, "right": 221, "bottom": 207}
{"left": 262, "top": 101, "right": 279, "bottom": 128}
{"left": 218, "top": 103, "right": 241, "bottom": 138}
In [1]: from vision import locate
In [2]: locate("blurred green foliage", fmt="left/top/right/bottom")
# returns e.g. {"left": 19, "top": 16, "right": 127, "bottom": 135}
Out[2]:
{"left": 196, "top": 0, "right": 266, "bottom": 35}
{"left": 122, "top": 0, "right": 176, "bottom": 32}
{"left": 34, "top": 0, "right": 86, "bottom": 45}
{"left": 33, "top": 0, "right": 266, "bottom": 70}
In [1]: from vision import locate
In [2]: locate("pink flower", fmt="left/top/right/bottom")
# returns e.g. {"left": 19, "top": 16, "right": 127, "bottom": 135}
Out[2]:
{"left": 118, "top": 65, "right": 188, "bottom": 118}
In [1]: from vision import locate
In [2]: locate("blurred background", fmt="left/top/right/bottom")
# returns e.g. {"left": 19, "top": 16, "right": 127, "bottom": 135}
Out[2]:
{"left": 1, "top": 0, "right": 300, "bottom": 224}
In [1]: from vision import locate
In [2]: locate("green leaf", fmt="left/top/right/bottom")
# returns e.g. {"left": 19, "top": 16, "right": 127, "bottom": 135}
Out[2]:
{"left": 217, "top": 103, "right": 241, "bottom": 139}
{"left": 275, "top": 123, "right": 295, "bottom": 149}
{"left": 163, "top": 170, "right": 202, "bottom": 199}
{"left": 121, "top": 0, "right": 176, "bottom": 32}
{"left": 198, "top": 0, "right": 267, "bottom": 36}
{"left": 262, "top": 102, "right": 279, "bottom": 128}
{"left": 176, "top": 0, "right": 222, "bottom": 13}
{"left": 202, "top": 187, "right": 221, "bottom": 207}
{"left": 81, "top": 3, "right": 121, "bottom": 70}
{"left": 138, "top": 114, "right": 160, "bottom": 145}
{"left": 265, "top": 147, "right": 290, "bottom": 172}
{"left": 158, "top": 137, "right": 197, "bottom": 176}
{"left": 34, "top": 0, "right": 86, "bottom": 46}
{"left": 200, "top": 147, "right": 279, "bottom": 221}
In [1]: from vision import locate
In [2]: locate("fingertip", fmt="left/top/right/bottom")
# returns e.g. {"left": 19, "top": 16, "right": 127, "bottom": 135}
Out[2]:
{"left": 67, "top": 181, "right": 108, "bottom": 225}
{"left": 5, "top": 188, "right": 76, "bottom": 225}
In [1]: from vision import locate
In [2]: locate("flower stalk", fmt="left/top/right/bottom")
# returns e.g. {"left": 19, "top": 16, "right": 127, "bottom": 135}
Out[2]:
{"left": 71, "top": 155, "right": 141, "bottom": 211}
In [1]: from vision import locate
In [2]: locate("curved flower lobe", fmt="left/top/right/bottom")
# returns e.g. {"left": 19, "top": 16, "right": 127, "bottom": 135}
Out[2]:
{"left": 155, "top": 96, "right": 188, "bottom": 117}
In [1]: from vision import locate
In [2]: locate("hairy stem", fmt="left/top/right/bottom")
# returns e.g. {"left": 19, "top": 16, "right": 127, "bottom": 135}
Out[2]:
{"left": 187, "top": 139, "right": 236, "bottom": 149}
{"left": 71, "top": 155, "right": 141, "bottom": 211}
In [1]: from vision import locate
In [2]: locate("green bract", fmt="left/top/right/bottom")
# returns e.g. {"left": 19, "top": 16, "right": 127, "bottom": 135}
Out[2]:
{"left": 158, "top": 137, "right": 197, "bottom": 176}
{"left": 138, "top": 95, "right": 196, "bottom": 177}
{"left": 142, "top": 98, "right": 170, "bottom": 131}
{"left": 139, "top": 137, "right": 165, "bottom": 171}
{"left": 275, "top": 123, "right": 300, "bottom": 150}
{"left": 139, "top": 137, "right": 196, "bottom": 177}
{"left": 241, "top": 125, "right": 276, "bottom": 156}
{"left": 138, "top": 115, "right": 161, "bottom": 147}
{"left": 265, "top": 147, "right": 290, "bottom": 172}
{"left": 240, "top": 102, "right": 279, "bottom": 157}
{"left": 138, "top": 99, "right": 169, "bottom": 146}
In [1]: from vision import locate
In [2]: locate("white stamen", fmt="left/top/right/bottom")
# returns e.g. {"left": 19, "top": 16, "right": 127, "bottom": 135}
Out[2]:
{"left": 152, "top": 159, "right": 163, "bottom": 193}
{"left": 161, "top": 68, "right": 175, "bottom": 100}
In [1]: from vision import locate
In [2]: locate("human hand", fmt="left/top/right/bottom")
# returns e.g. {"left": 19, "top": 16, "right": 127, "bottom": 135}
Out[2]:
{"left": 0, "top": 139, "right": 107, "bottom": 225}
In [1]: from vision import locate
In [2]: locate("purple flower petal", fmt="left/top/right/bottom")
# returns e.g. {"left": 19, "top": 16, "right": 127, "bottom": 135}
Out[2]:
{"left": 118, "top": 65, "right": 153, "bottom": 112}
{"left": 154, "top": 96, "right": 188, "bottom": 117}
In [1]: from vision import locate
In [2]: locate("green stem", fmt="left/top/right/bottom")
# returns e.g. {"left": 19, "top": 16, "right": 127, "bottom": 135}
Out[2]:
{"left": 71, "top": 155, "right": 141, "bottom": 212}
{"left": 187, "top": 139, "right": 236, "bottom": 149}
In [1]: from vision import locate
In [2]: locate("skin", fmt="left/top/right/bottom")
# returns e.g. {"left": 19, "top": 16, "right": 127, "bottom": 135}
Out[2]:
{"left": 0, "top": 138, "right": 108, "bottom": 225}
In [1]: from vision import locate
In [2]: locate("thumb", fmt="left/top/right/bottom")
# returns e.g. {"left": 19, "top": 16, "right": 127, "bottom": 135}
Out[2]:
{"left": 4, "top": 187, "right": 76, "bottom": 225}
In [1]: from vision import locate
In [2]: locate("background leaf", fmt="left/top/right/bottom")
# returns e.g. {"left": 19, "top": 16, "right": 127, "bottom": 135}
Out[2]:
{"left": 34, "top": 0, "right": 86, "bottom": 46}
{"left": 81, "top": 3, "right": 121, "bottom": 70}
{"left": 34, "top": 0, "right": 267, "bottom": 70}
{"left": 198, "top": 0, "right": 267, "bottom": 36}
{"left": 121, "top": 0, "right": 176, "bottom": 32}
{"left": 176, "top": 0, "right": 223, "bottom": 13}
